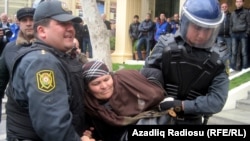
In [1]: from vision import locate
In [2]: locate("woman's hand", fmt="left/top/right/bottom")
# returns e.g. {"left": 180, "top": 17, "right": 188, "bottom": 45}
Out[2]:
{"left": 82, "top": 127, "right": 95, "bottom": 141}
{"left": 81, "top": 135, "right": 95, "bottom": 141}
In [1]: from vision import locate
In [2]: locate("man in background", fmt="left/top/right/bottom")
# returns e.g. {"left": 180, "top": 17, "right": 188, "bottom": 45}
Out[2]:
{"left": 129, "top": 15, "right": 140, "bottom": 60}
{"left": 136, "top": 13, "right": 154, "bottom": 60}
{"left": 217, "top": 3, "right": 232, "bottom": 69}
{"left": 0, "top": 13, "right": 12, "bottom": 55}
{"left": 230, "top": 0, "right": 250, "bottom": 71}
{"left": 101, "top": 13, "right": 111, "bottom": 30}
{"left": 0, "top": 7, "right": 35, "bottom": 124}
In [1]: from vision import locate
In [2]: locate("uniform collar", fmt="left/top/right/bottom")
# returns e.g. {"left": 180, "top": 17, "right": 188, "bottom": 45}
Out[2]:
{"left": 34, "top": 40, "right": 69, "bottom": 58}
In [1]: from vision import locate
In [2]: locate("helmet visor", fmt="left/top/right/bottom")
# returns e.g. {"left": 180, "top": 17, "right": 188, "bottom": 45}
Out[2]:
{"left": 180, "top": 8, "right": 224, "bottom": 48}
{"left": 182, "top": 7, "right": 224, "bottom": 29}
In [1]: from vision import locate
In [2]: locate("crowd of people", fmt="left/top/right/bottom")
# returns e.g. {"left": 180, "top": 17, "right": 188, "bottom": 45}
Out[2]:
{"left": 0, "top": 7, "right": 115, "bottom": 60}
{"left": 129, "top": 12, "right": 180, "bottom": 60}
{"left": 0, "top": 0, "right": 248, "bottom": 141}
{"left": 129, "top": 0, "right": 250, "bottom": 74}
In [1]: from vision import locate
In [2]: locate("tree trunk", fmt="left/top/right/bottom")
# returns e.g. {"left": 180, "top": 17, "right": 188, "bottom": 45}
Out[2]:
{"left": 80, "top": 0, "right": 112, "bottom": 71}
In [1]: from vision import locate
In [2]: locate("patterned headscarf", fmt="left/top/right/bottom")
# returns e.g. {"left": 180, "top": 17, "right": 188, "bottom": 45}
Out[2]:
{"left": 82, "top": 60, "right": 110, "bottom": 84}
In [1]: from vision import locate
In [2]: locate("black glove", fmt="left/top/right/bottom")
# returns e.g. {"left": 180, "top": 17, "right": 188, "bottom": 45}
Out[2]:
{"left": 158, "top": 100, "right": 182, "bottom": 112}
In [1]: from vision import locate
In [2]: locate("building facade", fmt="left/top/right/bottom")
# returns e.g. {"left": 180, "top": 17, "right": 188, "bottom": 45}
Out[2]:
{"left": 1, "top": 0, "right": 249, "bottom": 63}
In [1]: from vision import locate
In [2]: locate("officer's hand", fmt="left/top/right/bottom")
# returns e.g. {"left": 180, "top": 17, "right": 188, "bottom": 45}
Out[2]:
{"left": 159, "top": 100, "right": 182, "bottom": 112}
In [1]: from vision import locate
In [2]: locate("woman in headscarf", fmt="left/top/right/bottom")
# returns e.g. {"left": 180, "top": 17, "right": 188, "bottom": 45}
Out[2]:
{"left": 82, "top": 60, "right": 174, "bottom": 141}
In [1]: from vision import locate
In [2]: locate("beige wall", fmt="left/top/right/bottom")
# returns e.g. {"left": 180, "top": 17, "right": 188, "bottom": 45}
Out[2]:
{"left": 0, "top": 0, "right": 33, "bottom": 18}
{"left": 111, "top": 0, "right": 142, "bottom": 63}
{"left": 111, "top": 0, "right": 161, "bottom": 63}
{"left": 103, "top": 0, "right": 116, "bottom": 20}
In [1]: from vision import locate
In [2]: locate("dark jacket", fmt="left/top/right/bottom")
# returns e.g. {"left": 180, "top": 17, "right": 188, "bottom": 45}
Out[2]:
{"left": 82, "top": 24, "right": 90, "bottom": 38}
{"left": 144, "top": 31, "right": 229, "bottom": 123}
{"left": 0, "top": 41, "right": 15, "bottom": 98}
{"left": 0, "top": 38, "right": 8, "bottom": 55}
{"left": 138, "top": 19, "right": 154, "bottom": 40}
{"left": 218, "top": 11, "right": 231, "bottom": 37}
{"left": 104, "top": 20, "right": 111, "bottom": 30}
{"left": 7, "top": 41, "right": 85, "bottom": 140}
{"left": 0, "top": 22, "right": 11, "bottom": 55}
{"left": 230, "top": 7, "right": 250, "bottom": 34}
{"left": 0, "top": 31, "right": 35, "bottom": 99}
{"left": 129, "top": 21, "right": 140, "bottom": 40}
{"left": 0, "top": 31, "right": 34, "bottom": 123}
{"left": 73, "top": 23, "right": 84, "bottom": 49}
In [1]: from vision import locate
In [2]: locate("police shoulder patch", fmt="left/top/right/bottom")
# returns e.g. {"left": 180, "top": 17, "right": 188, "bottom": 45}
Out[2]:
{"left": 36, "top": 70, "right": 55, "bottom": 93}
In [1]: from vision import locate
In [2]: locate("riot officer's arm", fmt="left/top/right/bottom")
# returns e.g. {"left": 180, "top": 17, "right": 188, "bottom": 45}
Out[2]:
{"left": 15, "top": 52, "right": 81, "bottom": 141}
{"left": 183, "top": 71, "right": 229, "bottom": 115}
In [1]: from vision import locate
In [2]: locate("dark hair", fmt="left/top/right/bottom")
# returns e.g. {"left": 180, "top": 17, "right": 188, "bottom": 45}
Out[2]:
{"left": 33, "top": 18, "right": 51, "bottom": 35}
{"left": 134, "top": 15, "right": 139, "bottom": 19}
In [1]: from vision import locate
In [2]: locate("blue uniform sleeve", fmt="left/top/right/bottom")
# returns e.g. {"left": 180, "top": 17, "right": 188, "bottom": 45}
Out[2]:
{"left": 12, "top": 50, "right": 81, "bottom": 141}
{"left": 183, "top": 71, "right": 229, "bottom": 115}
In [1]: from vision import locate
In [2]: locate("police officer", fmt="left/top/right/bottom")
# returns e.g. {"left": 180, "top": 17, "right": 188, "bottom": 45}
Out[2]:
{"left": 0, "top": 7, "right": 35, "bottom": 123}
{"left": 144, "top": 0, "right": 229, "bottom": 125}
{"left": 6, "top": 1, "right": 93, "bottom": 141}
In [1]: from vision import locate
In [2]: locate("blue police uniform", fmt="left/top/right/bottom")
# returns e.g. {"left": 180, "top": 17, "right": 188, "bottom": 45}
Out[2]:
{"left": 144, "top": 0, "right": 229, "bottom": 124}
{"left": 145, "top": 32, "right": 229, "bottom": 124}
{"left": 7, "top": 41, "right": 84, "bottom": 141}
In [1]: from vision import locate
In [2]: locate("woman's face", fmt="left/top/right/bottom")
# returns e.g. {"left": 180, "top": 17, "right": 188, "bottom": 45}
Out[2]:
{"left": 88, "top": 74, "right": 114, "bottom": 100}
{"left": 186, "top": 22, "right": 212, "bottom": 47}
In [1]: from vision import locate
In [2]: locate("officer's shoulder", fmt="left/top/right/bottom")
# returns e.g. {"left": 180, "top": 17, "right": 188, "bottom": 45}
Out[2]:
{"left": 22, "top": 49, "right": 55, "bottom": 61}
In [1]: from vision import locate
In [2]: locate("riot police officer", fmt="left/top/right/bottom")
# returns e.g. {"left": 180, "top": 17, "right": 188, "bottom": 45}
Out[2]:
{"left": 144, "top": 0, "right": 229, "bottom": 125}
